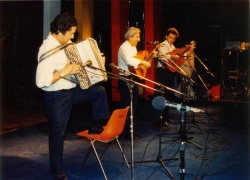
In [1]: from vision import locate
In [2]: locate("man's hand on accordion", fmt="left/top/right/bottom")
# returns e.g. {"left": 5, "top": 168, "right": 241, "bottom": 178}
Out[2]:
{"left": 62, "top": 59, "right": 81, "bottom": 76}
{"left": 52, "top": 60, "right": 81, "bottom": 84}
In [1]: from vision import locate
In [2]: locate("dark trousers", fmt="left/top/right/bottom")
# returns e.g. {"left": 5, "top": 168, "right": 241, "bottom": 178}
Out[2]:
{"left": 43, "top": 85, "right": 110, "bottom": 174}
{"left": 156, "top": 67, "right": 177, "bottom": 119}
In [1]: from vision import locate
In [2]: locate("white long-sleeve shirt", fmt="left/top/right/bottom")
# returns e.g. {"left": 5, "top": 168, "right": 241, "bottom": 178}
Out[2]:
{"left": 36, "top": 33, "right": 76, "bottom": 91}
{"left": 118, "top": 40, "right": 141, "bottom": 76}
{"left": 157, "top": 40, "right": 176, "bottom": 68}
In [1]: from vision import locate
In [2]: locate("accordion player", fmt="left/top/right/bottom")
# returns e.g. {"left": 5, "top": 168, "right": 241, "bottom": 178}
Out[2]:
{"left": 38, "top": 37, "right": 107, "bottom": 90}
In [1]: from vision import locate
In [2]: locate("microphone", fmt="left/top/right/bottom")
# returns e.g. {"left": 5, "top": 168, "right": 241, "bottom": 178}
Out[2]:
{"left": 146, "top": 41, "right": 154, "bottom": 45}
{"left": 145, "top": 41, "right": 160, "bottom": 45}
{"left": 109, "top": 63, "right": 124, "bottom": 71}
{"left": 109, "top": 63, "right": 130, "bottom": 75}
{"left": 152, "top": 96, "right": 204, "bottom": 113}
{"left": 83, "top": 60, "right": 93, "bottom": 67}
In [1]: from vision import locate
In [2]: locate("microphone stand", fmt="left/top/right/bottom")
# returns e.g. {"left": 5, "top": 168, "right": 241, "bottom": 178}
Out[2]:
{"left": 89, "top": 64, "right": 167, "bottom": 180}
{"left": 90, "top": 63, "right": 198, "bottom": 179}
{"left": 110, "top": 65, "right": 189, "bottom": 98}
{"left": 177, "top": 106, "right": 206, "bottom": 180}
{"left": 109, "top": 66, "right": 182, "bottom": 179}
{"left": 110, "top": 63, "right": 202, "bottom": 155}
{"left": 133, "top": 107, "right": 179, "bottom": 179}
{"left": 112, "top": 74, "right": 163, "bottom": 180}
{"left": 85, "top": 60, "right": 189, "bottom": 98}
{"left": 115, "top": 75, "right": 165, "bottom": 180}
{"left": 179, "top": 109, "right": 189, "bottom": 180}
{"left": 108, "top": 65, "right": 184, "bottom": 179}
{"left": 152, "top": 96, "right": 205, "bottom": 180}
{"left": 174, "top": 54, "right": 209, "bottom": 132}
{"left": 193, "top": 53, "right": 215, "bottom": 115}
{"left": 194, "top": 53, "right": 215, "bottom": 78}
{"left": 151, "top": 46, "right": 203, "bottom": 150}
{"left": 127, "top": 79, "right": 135, "bottom": 180}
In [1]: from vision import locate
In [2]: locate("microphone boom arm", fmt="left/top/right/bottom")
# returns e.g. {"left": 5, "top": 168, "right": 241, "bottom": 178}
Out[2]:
{"left": 158, "top": 48, "right": 197, "bottom": 85}
{"left": 109, "top": 63, "right": 189, "bottom": 97}
{"left": 88, "top": 63, "right": 165, "bottom": 94}
{"left": 194, "top": 53, "right": 215, "bottom": 78}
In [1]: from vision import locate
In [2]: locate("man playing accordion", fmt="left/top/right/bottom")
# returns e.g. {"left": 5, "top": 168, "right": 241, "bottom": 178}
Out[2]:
{"left": 36, "top": 12, "right": 110, "bottom": 180}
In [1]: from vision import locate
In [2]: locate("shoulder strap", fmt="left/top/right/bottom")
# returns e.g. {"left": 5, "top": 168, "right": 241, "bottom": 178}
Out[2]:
{"left": 38, "top": 44, "right": 69, "bottom": 63}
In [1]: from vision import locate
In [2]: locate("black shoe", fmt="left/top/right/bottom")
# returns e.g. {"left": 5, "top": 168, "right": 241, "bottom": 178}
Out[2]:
{"left": 51, "top": 172, "right": 68, "bottom": 180}
{"left": 88, "top": 121, "right": 104, "bottom": 134}
{"left": 162, "top": 120, "right": 169, "bottom": 127}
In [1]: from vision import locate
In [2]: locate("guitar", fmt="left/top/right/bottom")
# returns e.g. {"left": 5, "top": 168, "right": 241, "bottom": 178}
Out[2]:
{"left": 128, "top": 47, "right": 157, "bottom": 78}
{"left": 162, "top": 40, "right": 196, "bottom": 72}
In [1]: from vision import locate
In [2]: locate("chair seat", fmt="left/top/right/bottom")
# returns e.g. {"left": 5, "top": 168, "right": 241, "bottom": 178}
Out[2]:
{"left": 77, "top": 129, "right": 118, "bottom": 142}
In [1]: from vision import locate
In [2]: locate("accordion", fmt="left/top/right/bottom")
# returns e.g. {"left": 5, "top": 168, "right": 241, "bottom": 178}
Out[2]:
{"left": 64, "top": 38, "right": 107, "bottom": 89}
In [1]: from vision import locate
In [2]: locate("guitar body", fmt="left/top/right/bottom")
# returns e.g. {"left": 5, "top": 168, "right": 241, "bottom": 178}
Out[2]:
{"left": 167, "top": 48, "right": 186, "bottom": 72}
{"left": 165, "top": 41, "right": 196, "bottom": 72}
{"left": 128, "top": 50, "right": 152, "bottom": 78}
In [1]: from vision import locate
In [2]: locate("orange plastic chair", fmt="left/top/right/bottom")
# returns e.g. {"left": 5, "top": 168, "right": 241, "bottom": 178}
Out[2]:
{"left": 76, "top": 106, "right": 130, "bottom": 180}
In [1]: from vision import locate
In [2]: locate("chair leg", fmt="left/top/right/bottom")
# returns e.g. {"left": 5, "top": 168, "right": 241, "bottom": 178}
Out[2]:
{"left": 116, "top": 138, "right": 129, "bottom": 167}
{"left": 77, "top": 144, "right": 92, "bottom": 175}
{"left": 91, "top": 140, "right": 108, "bottom": 180}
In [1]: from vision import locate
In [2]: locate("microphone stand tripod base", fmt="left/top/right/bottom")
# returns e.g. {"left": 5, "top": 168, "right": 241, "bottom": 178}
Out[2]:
{"left": 133, "top": 111, "right": 178, "bottom": 179}
{"left": 133, "top": 155, "right": 178, "bottom": 179}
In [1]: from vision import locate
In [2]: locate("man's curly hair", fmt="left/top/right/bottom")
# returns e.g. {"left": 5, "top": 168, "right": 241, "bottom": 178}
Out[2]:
{"left": 50, "top": 12, "right": 78, "bottom": 35}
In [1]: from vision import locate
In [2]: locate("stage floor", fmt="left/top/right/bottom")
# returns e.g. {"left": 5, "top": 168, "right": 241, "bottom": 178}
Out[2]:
{"left": 1, "top": 97, "right": 250, "bottom": 179}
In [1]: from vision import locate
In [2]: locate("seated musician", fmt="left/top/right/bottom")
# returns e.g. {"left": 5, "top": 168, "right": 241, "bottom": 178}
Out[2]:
{"left": 156, "top": 27, "right": 180, "bottom": 127}
{"left": 117, "top": 27, "right": 151, "bottom": 140}
{"left": 35, "top": 13, "right": 110, "bottom": 180}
